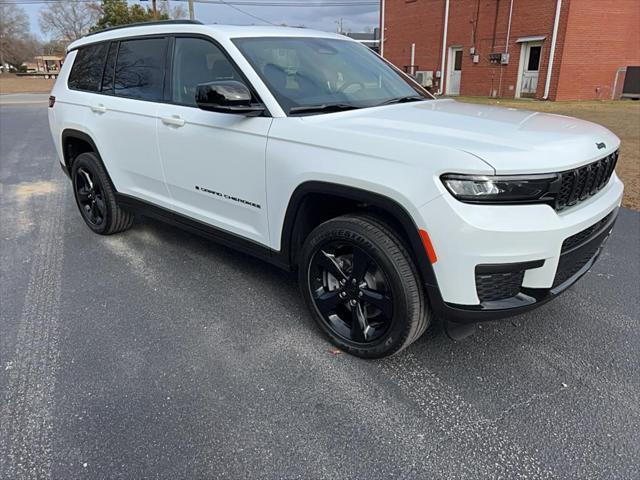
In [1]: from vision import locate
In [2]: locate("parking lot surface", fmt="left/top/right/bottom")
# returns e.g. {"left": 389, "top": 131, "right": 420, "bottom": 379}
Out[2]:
{"left": 1, "top": 101, "right": 639, "bottom": 479}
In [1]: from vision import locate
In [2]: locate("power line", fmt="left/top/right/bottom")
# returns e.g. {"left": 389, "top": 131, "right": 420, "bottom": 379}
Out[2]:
{"left": 2, "top": 0, "right": 378, "bottom": 5}
{"left": 1, "top": 0, "right": 378, "bottom": 29}
{"left": 216, "top": 0, "right": 276, "bottom": 25}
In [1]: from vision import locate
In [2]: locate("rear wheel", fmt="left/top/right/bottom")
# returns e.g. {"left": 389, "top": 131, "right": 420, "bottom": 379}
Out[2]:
{"left": 299, "top": 214, "right": 431, "bottom": 358}
{"left": 71, "top": 152, "right": 133, "bottom": 235}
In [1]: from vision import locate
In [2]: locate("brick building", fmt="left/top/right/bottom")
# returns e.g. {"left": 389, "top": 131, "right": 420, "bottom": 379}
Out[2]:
{"left": 380, "top": 0, "right": 640, "bottom": 100}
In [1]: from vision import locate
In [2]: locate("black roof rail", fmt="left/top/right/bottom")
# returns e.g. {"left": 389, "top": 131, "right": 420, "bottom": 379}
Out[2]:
{"left": 85, "top": 19, "right": 203, "bottom": 37}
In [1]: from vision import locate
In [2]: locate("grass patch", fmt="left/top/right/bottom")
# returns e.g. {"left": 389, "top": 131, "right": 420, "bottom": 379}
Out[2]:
{"left": 0, "top": 74, "right": 56, "bottom": 94}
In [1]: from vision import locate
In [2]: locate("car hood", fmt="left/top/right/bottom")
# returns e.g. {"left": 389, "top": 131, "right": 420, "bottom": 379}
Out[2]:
{"left": 302, "top": 99, "right": 620, "bottom": 174}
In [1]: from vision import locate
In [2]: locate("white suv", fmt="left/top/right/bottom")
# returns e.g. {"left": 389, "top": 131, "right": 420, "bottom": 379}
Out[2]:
{"left": 48, "top": 21, "right": 623, "bottom": 357}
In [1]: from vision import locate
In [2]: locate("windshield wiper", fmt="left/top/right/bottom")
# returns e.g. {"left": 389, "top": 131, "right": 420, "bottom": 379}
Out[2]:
{"left": 289, "top": 103, "right": 362, "bottom": 115}
{"left": 376, "top": 96, "right": 427, "bottom": 107}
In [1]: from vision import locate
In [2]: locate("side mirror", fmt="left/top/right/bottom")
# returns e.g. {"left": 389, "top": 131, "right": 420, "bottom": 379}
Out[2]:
{"left": 195, "top": 80, "right": 265, "bottom": 116}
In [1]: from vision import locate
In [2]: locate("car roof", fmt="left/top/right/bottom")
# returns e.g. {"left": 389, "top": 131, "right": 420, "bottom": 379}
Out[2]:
{"left": 68, "top": 22, "right": 351, "bottom": 51}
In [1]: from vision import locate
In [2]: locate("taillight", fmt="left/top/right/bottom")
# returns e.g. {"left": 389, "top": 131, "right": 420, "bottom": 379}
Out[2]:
{"left": 48, "top": 95, "right": 56, "bottom": 108}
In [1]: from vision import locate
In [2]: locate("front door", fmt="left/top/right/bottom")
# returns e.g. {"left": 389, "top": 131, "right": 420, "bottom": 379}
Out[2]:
{"left": 519, "top": 43, "right": 542, "bottom": 97}
{"left": 156, "top": 36, "right": 272, "bottom": 245}
{"left": 446, "top": 47, "right": 463, "bottom": 95}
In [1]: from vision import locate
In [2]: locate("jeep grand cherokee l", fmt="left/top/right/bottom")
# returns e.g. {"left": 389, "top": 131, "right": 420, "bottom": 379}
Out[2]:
{"left": 48, "top": 21, "right": 624, "bottom": 358}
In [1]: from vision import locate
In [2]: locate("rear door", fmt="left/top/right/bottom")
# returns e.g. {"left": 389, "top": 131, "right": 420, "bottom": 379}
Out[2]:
{"left": 156, "top": 36, "right": 272, "bottom": 245}
{"left": 80, "top": 36, "right": 171, "bottom": 205}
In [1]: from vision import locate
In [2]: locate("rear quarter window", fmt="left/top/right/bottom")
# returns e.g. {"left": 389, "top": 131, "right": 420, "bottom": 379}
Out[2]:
{"left": 114, "top": 37, "right": 167, "bottom": 101}
{"left": 68, "top": 43, "right": 110, "bottom": 92}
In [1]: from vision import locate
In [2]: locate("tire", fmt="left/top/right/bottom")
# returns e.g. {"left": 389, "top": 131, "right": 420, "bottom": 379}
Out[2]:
{"left": 299, "top": 214, "right": 432, "bottom": 358}
{"left": 71, "top": 151, "right": 134, "bottom": 235}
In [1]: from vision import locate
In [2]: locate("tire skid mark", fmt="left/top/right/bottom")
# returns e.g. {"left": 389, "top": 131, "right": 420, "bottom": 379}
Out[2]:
{"left": 0, "top": 165, "right": 66, "bottom": 480}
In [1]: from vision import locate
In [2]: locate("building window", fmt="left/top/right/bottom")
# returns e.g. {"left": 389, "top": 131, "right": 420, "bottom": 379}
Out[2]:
{"left": 527, "top": 45, "right": 542, "bottom": 71}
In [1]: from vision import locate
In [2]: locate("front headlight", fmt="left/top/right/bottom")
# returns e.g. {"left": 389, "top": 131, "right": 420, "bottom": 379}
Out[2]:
{"left": 441, "top": 173, "right": 560, "bottom": 204}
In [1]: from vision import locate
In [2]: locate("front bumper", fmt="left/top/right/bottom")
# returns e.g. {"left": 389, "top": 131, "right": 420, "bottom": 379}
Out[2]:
{"left": 419, "top": 174, "right": 624, "bottom": 323}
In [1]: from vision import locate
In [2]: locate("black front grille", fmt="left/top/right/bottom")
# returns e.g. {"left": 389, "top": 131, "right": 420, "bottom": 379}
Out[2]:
{"left": 475, "top": 270, "right": 525, "bottom": 302}
{"left": 561, "top": 211, "right": 614, "bottom": 254}
{"left": 555, "top": 151, "right": 618, "bottom": 211}
{"left": 553, "top": 242, "right": 601, "bottom": 288}
{"left": 552, "top": 211, "right": 616, "bottom": 288}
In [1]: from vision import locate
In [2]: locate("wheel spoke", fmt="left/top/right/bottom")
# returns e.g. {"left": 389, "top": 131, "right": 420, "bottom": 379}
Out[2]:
{"left": 77, "top": 187, "right": 90, "bottom": 202}
{"left": 317, "top": 250, "right": 348, "bottom": 281}
{"left": 91, "top": 202, "right": 100, "bottom": 222}
{"left": 350, "top": 302, "right": 367, "bottom": 342}
{"left": 94, "top": 196, "right": 106, "bottom": 216}
{"left": 360, "top": 288, "right": 393, "bottom": 319}
{"left": 350, "top": 246, "right": 371, "bottom": 282}
{"left": 86, "top": 204, "right": 96, "bottom": 223}
{"left": 78, "top": 168, "right": 94, "bottom": 189}
{"left": 314, "top": 289, "right": 341, "bottom": 317}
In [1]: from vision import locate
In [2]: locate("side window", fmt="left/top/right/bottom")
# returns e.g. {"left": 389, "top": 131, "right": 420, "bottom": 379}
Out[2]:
{"left": 114, "top": 37, "right": 167, "bottom": 101}
{"left": 527, "top": 45, "right": 542, "bottom": 72}
{"left": 101, "top": 42, "right": 118, "bottom": 93}
{"left": 68, "top": 43, "right": 109, "bottom": 92}
{"left": 171, "top": 37, "right": 244, "bottom": 106}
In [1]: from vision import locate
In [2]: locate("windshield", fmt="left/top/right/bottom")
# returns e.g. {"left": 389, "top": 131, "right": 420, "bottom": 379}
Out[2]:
{"left": 232, "top": 37, "right": 432, "bottom": 115}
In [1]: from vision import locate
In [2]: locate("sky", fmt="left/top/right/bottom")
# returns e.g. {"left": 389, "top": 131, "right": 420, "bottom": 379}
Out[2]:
{"left": 19, "top": 1, "right": 380, "bottom": 41}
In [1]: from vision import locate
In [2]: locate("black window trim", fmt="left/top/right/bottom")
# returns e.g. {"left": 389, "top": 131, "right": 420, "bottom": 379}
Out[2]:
{"left": 68, "top": 34, "right": 168, "bottom": 96}
{"left": 113, "top": 35, "right": 169, "bottom": 102}
{"left": 167, "top": 33, "right": 269, "bottom": 115}
{"left": 67, "top": 32, "right": 271, "bottom": 117}
{"left": 99, "top": 40, "right": 118, "bottom": 95}
{"left": 67, "top": 41, "right": 111, "bottom": 93}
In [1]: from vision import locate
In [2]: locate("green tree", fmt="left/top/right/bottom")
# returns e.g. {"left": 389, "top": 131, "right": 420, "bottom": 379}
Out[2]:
{"left": 92, "top": 0, "right": 168, "bottom": 31}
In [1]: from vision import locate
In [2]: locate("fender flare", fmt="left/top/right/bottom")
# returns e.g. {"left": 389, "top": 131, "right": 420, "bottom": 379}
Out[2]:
{"left": 61, "top": 128, "right": 118, "bottom": 191}
{"left": 279, "top": 181, "right": 442, "bottom": 298}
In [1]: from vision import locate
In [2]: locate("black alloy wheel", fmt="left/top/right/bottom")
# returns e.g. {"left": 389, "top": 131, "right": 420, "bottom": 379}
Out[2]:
{"left": 75, "top": 167, "right": 106, "bottom": 226}
{"left": 71, "top": 152, "right": 134, "bottom": 235}
{"left": 309, "top": 242, "right": 393, "bottom": 344}
{"left": 300, "top": 214, "right": 431, "bottom": 358}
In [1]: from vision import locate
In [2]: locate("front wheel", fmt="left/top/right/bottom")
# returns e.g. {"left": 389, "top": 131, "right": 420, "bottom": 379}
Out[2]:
{"left": 299, "top": 214, "right": 432, "bottom": 358}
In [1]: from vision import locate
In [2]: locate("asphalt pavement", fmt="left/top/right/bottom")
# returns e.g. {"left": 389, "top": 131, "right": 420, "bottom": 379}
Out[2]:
{"left": 1, "top": 99, "right": 639, "bottom": 479}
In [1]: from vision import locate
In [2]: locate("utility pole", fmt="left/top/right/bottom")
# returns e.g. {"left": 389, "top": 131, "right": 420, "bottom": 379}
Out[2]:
{"left": 188, "top": 0, "right": 195, "bottom": 20}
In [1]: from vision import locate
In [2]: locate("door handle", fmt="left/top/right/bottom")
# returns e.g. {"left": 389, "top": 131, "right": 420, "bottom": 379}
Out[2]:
{"left": 90, "top": 104, "right": 106, "bottom": 114}
{"left": 161, "top": 115, "right": 185, "bottom": 127}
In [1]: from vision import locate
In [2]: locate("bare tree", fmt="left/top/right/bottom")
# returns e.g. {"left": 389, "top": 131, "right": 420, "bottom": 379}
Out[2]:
{"left": 0, "top": 4, "right": 31, "bottom": 70}
{"left": 39, "top": 2, "right": 100, "bottom": 43}
{"left": 159, "top": 1, "right": 187, "bottom": 20}
{"left": 41, "top": 39, "right": 67, "bottom": 57}
{"left": 5, "top": 35, "right": 40, "bottom": 70}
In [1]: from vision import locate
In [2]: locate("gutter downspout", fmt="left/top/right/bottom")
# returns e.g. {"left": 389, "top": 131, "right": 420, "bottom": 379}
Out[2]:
{"left": 380, "top": 0, "right": 386, "bottom": 57}
{"left": 544, "top": 0, "right": 562, "bottom": 99}
{"left": 498, "top": 0, "right": 514, "bottom": 97}
{"left": 505, "top": 0, "right": 514, "bottom": 54}
{"left": 438, "top": 0, "right": 450, "bottom": 95}
{"left": 410, "top": 43, "right": 416, "bottom": 75}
